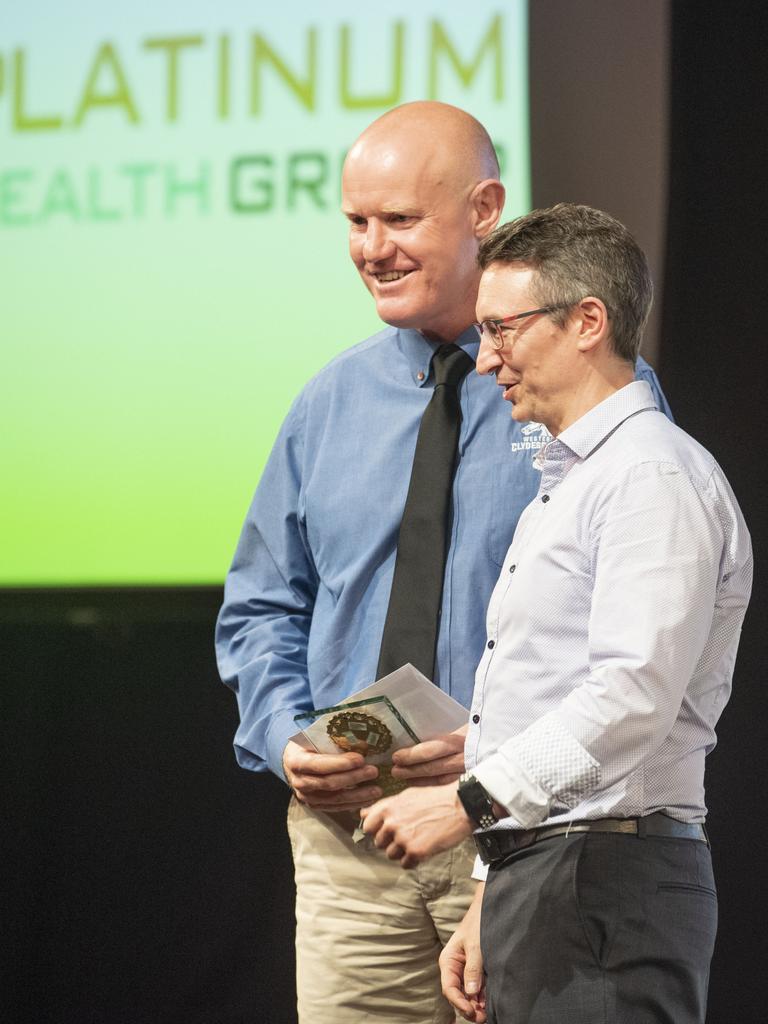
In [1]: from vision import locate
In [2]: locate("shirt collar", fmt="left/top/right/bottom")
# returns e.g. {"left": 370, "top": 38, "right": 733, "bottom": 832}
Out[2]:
{"left": 397, "top": 326, "right": 479, "bottom": 388}
{"left": 556, "top": 380, "right": 659, "bottom": 460}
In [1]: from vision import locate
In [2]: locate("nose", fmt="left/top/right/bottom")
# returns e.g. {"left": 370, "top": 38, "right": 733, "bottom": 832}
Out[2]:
{"left": 362, "top": 220, "right": 396, "bottom": 263}
{"left": 476, "top": 330, "right": 502, "bottom": 376}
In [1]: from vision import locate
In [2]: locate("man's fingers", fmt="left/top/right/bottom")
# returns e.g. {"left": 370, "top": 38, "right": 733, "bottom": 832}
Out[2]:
{"left": 457, "top": 940, "right": 485, "bottom": 1019}
{"left": 399, "top": 848, "right": 423, "bottom": 869}
{"left": 293, "top": 764, "right": 379, "bottom": 794}
{"left": 360, "top": 798, "right": 404, "bottom": 853}
{"left": 392, "top": 734, "right": 463, "bottom": 766}
{"left": 371, "top": 818, "right": 396, "bottom": 849}
{"left": 385, "top": 841, "right": 405, "bottom": 861}
{"left": 288, "top": 747, "right": 367, "bottom": 776}
{"left": 463, "top": 963, "right": 484, "bottom": 997}
{"left": 440, "top": 955, "right": 474, "bottom": 1017}
{"left": 391, "top": 753, "right": 465, "bottom": 779}
{"left": 441, "top": 977, "right": 484, "bottom": 1021}
{"left": 392, "top": 738, "right": 452, "bottom": 764}
{"left": 359, "top": 796, "right": 388, "bottom": 832}
{"left": 444, "top": 988, "right": 474, "bottom": 1019}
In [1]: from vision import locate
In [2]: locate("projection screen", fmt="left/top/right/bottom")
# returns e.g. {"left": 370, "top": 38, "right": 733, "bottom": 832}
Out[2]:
{"left": 1, "top": 1, "right": 530, "bottom": 584}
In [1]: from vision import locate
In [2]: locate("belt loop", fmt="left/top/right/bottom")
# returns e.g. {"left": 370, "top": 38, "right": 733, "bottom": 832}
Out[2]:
{"left": 702, "top": 823, "right": 711, "bottom": 849}
{"left": 636, "top": 815, "right": 647, "bottom": 840}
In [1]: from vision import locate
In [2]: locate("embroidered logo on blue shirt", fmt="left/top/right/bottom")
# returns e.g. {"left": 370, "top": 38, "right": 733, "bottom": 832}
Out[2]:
{"left": 510, "top": 422, "right": 552, "bottom": 453}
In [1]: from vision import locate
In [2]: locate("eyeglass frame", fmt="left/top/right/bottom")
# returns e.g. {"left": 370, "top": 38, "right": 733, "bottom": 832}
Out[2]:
{"left": 476, "top": 301, "right": 580, "bottom": 350}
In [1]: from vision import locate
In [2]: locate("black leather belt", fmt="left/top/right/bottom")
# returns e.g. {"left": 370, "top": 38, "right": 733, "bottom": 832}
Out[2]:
{"left": 474, "top": 812, "right": 709, "bottom": 866}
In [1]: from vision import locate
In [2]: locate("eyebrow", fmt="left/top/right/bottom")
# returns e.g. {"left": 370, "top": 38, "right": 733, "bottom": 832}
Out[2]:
{"left": 340, "top": 206, "right": 419, "bottom": 218}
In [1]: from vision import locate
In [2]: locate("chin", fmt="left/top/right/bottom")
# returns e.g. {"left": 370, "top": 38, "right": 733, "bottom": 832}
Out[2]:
{"left": 375, "top": 302, "right": 426, "bottom": 330}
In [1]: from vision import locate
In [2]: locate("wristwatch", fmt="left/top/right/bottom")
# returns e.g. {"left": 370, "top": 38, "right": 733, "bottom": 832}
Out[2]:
{"left": 457, "top": 771, "right": 500, "bottom": 830}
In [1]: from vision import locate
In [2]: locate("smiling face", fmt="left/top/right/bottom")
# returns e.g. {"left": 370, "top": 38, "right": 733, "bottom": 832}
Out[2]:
{"left": 475, "top": 262, "right": 579, "bottom": 434}
{"left": 342, "top": 149, "right": 480, "bottom": 342}
{"left": 341, "top": 104, "right": 503, "bottom": 343}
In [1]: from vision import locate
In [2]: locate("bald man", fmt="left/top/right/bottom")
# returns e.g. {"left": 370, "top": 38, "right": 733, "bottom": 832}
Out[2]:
{"left": 216, "top": 103, "right": 671, "bottom": 1024}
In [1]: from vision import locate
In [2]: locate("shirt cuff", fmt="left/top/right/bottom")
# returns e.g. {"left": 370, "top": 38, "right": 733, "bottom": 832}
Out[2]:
{"left": 471, "top": 854, "right": 489, "bottom": 882}
{"left": 265, "top": 708, "right": 308, "bottom": 782}
{"left": 473, "top": 753, "right": 551, "bottom": 829}
{"left": 474, "top": 717, "right": 601, "bottom": 829}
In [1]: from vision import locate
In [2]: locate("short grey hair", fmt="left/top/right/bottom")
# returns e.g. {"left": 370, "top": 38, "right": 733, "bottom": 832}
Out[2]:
{"left": 477, "top": 203, "right": 653, "bottom": 363}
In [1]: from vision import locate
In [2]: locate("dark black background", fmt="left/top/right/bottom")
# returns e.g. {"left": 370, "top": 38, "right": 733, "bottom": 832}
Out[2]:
{"left": 4, "top": 4, "right": 767, "bottom": 1022}
{"left": 657, "top": 8, "right": 767, "bottom": 1020}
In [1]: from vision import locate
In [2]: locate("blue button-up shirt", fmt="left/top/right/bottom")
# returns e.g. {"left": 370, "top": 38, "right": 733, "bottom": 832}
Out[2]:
{"left": 469, "top": 381, "right": 752, "bottom": 836}
{"left": 216, "top": 326, "right": 671, "bottom": 779}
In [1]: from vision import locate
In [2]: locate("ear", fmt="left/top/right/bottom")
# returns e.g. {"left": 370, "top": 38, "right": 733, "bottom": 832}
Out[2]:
{"left": 573, "top": 297, "right": 609, "bottom": 354}
{"left": 470, "top": 179, "right": 506, "bottom": 238}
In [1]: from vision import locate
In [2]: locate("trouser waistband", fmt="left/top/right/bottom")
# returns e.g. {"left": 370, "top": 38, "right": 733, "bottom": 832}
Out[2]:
{"left": 474, "top": 812, "right": 709, "bottom": 865}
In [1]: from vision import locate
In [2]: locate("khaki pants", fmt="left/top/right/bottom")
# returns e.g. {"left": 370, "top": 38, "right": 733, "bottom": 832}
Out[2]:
{"left": 287, "top": 797, "right": 478, "bottom": 1024}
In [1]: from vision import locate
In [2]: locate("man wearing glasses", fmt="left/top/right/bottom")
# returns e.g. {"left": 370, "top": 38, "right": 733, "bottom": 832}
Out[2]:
{"left": 362, "top": 204, "right": 752, "bottom": 1024}
{"left": 216, "top": 106, "right": 668, "bottom": 1024}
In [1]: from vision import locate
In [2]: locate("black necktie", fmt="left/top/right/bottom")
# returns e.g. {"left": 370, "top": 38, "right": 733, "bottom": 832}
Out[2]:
{"left": 376, "top": 344, "right": 475, "bottom": 682}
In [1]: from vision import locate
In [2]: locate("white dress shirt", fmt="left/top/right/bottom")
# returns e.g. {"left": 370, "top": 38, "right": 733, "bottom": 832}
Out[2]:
{"left": 466, "top": 381, "right": 752, "bottom": 854}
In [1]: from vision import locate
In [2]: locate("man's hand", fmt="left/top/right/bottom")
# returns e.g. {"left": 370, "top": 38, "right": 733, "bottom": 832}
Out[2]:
{"left": 390, "top": 724, "right": 467, "bottom": 786}
{"left": 283, "top": 739, "right": 382, "bottom": 812}
{"left": 359, "top": 781, "right": 473, "bottom": 867}
{"left": 440, "top": 883, "right": 486, "bottom": 1022}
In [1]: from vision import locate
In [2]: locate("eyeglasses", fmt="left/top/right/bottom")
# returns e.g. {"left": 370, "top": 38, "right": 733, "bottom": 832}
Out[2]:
{"left": 476, "top": 302, "right": 577, "bottom": 350}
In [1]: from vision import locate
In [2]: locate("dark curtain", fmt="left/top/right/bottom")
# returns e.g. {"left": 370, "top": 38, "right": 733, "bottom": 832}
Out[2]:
{"left": 661, "top": 4, "right": 768, "bottom": 1021}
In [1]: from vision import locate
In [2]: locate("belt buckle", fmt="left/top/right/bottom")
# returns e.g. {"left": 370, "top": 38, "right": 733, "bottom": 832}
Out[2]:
{"left": 473, "top": 832, "right": 498, "bottom": 865}
{"left": 474, "top": 828, "right": 538, "bottom": 865}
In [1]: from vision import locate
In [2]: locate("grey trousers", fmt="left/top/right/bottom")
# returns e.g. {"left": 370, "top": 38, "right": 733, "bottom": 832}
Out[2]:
{"left": 481, "top": 832, "right": 717, "bottom": 1024}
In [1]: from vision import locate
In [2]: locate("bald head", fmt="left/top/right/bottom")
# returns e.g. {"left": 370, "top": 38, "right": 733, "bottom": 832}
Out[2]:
{"left": 341, "top": 102, "right": 505, "bottom": 343}
{"left": 345, "top": 101, "right": 500, "bottom": 194}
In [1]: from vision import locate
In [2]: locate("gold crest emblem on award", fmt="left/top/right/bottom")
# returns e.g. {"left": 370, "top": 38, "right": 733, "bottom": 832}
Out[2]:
{"left": 327, "top": 710, "right": 393, "bottom": 756}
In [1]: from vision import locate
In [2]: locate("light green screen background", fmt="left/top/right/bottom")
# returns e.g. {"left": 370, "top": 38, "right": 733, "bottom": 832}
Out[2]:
{"left": 1, "top": 1, "right": 529, "bottom": 584}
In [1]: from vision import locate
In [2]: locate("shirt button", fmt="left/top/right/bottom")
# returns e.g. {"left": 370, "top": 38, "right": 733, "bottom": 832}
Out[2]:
{"left": 416, "top": 371, "right": 425, "bottom": 381}
{"left": 472, "top": 714, "right": 480, "bottom": 724}
{"left": 541, "top": 494, "right": 550, "bottom": 503}
{"left": 509, "top": 564, "right": 516, "bottom": 573}
{"left": 487, "top": 640, "right": 495, "bottom": 649}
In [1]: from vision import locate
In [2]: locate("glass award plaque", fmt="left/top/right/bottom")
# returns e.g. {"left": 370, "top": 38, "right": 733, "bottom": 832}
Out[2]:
{"left": 294, "top": 695, "right": 420, "bottom": 796}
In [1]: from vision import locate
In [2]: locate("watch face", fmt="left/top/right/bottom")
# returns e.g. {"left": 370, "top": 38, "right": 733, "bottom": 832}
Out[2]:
{"left": 458, "top": 774, "right": 498, "bottom": 830}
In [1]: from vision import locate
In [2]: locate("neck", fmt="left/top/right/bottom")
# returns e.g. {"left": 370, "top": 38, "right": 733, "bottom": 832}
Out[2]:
{"left": 547, "top": 363, "right": 634, "bottom": 436}
{"left": 419, "top": 276, "right": 481, "bottom": 343}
